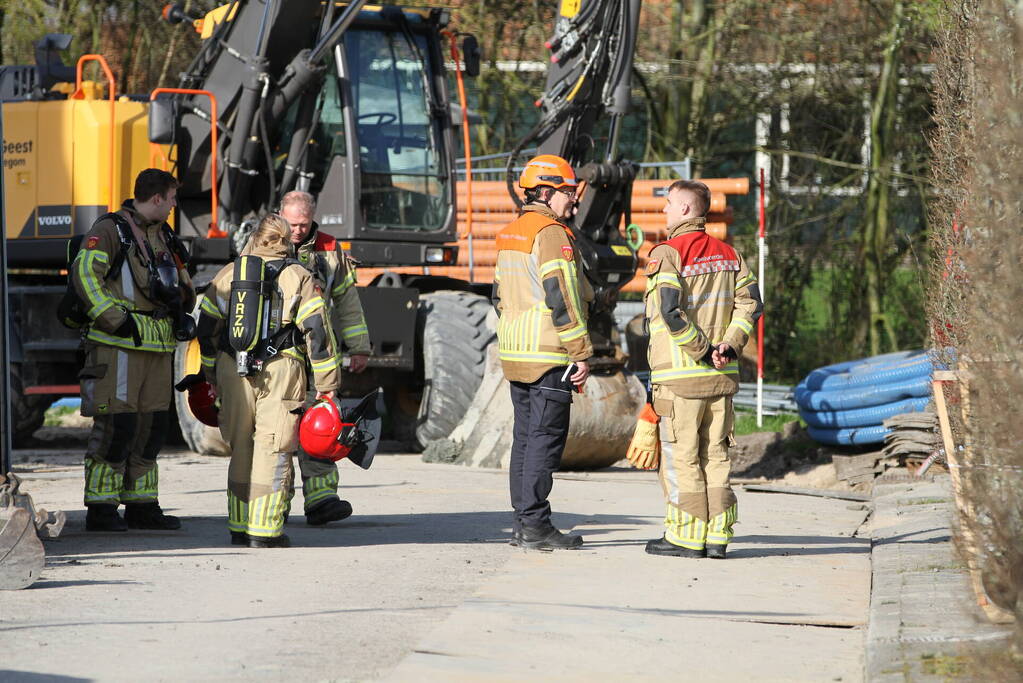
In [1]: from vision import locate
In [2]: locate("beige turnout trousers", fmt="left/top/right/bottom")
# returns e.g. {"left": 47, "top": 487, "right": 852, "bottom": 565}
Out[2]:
{"left": 654, "top": 385, "right": 738, "bottom": 550}
{"left": 216, "top": 354, "right": 306, "bottom": 539}
{"left": 80, "top": 343, "right": 173, "bottom": 505}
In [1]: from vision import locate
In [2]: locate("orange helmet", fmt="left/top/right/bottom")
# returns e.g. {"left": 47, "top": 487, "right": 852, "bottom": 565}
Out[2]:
{"left": 519, "top": 154, "right": 578, "bottom": 191}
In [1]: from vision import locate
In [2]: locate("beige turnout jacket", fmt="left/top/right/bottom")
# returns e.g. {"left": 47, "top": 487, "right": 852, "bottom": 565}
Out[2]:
{"left": 645, "top": 217, "right": 762, "bottom": 399}
{"left": 493, "top": 205, "right": 594, "bottom": 383}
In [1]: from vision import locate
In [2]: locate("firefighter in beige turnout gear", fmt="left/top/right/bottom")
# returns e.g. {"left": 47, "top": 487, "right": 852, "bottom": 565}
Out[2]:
{"left": 72, "top": 169, "right": 194, "bottom": 532}
{"left": 196, "top": 214, "right": 340, "bottom": 548}
{"left": 279, "top": 191, "right": 369, "bottom": 525}
{"left": 644, "top": 180, "right": 762, "bottom": 559}
{"left": 494, "top": 154, "right": 594, "bottom": 551}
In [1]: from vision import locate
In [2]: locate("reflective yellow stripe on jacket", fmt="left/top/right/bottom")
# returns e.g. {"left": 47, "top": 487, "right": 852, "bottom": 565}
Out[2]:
{"left": 647, "top": 321, "right": 738, "bottom": 384}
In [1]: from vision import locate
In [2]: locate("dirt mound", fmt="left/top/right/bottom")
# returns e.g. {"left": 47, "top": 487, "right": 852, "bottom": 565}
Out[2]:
{"left": 732, "top": 422, "right": 824, "bottom": 479}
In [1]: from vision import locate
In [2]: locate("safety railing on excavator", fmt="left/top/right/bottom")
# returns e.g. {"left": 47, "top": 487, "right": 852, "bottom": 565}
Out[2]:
{"left": 148, "top": 88, "right": 225, "bottom": 239}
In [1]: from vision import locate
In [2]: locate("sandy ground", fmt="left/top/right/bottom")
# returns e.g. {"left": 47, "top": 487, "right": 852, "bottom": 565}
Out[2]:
{"left": 1, "top": 433, "right": 872, "bottom": 683}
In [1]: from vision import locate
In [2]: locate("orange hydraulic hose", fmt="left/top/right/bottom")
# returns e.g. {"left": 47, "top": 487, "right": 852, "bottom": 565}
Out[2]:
{"left": 72, "top": 55, "right": 117, "bottom": 212}
{"left": 442, "top": 30, "right": 474, "bottom": 281}
{"left": 150, "top": 88, "right": 224, "bottom": 238}
{"left": 149, "top": 145, "right": 169, "bottom": 171}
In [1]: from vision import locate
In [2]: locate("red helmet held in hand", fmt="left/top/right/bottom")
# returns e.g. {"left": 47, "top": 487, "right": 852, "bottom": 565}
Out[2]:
{"left": 175, "top": 373, "right": 219, "bottom": 427}
{"left": 187, "top": 380, "right": 219, "bottom": 427}
{"left": 299, "top": 398, "right": 355, "bottom": 462}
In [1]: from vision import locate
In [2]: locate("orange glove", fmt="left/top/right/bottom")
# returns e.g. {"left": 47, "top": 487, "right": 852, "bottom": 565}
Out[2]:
{"left": 626, "top": 403, "right": 661, "bottom": 470}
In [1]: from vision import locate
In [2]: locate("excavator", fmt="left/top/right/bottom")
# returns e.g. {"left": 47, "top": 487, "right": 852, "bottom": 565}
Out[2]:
{"left": 1, "top": 0, "right": 644, "bottom": 466}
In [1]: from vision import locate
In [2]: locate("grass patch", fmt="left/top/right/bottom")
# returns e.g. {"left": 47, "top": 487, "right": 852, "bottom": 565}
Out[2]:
{"left": 901, "top": 497, "right": 949, "bottom": 506}
{"left": 899, "top": 562, "right": 968, "bottom": 574}
{"left": 920, "top": 653, "right": 968, "bottom": 677}
{"left": 733, "top": 409, "right": 803, "bottom": 437}
{"left": 43, "top": 405, "right": 78, "bottom": 427}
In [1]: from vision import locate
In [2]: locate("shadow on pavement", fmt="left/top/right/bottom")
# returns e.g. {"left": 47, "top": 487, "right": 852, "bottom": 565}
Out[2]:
{"left": 470, "top": 598, "right": 817, "bottom": 622}
{"left": 38, "top": 510, "right": 654, "bottom": 557}
{"left": 26, "top": 579, "right": 141, "bottom": 589}
{"left": 0, "top": 672, "right": 90, "bottom": 683}
{"left": 738, "top": 534, "right": 871, "bottom": 545}
{"left": 0, "top": 605, "right": 454, "bottom": 634}
{"left": 872, "top": 528, "right": 949, "bottom": 545}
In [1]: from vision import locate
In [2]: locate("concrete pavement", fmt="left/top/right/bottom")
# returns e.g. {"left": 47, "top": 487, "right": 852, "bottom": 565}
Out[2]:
{"left": 865, "top": 473, "right": 1015, "bottom": 681}
{"left": 2, "top": 450, "right": 871, "bottom": 681}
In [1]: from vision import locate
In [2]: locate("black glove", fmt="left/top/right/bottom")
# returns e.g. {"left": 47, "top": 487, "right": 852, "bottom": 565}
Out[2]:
{"left": 721, "top": 346, "right": 738, "bottom": 360}
{"left": 113, "top": 312, "right": 142, "bottom": 348}
{"left": 174, "top": 371, "right": 206, "bottom": 392}
{"left": 699, "top": 346, "right": 717, "bottom": 366}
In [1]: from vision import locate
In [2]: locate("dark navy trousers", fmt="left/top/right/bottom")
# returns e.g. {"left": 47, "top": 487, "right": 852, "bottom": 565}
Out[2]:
{"left": 508, "top": 367, "right": 574, "bottom": 529}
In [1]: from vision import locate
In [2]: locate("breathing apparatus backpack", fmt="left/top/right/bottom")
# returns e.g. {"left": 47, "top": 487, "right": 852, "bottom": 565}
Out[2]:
{"left": 227, "top": 254, "right": 301, "bottom": 376}
{"left": 56, "top": 213, "right": 134, "bottom": 329}
{"left": 57, "top": 213, "right": 193, "bottom": 337}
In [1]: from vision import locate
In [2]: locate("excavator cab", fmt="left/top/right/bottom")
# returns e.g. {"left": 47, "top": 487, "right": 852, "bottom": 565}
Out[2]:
{"left": 295, "top": 16, "right": 455, "bottom": 246}
{"left": 166, "top": 2, "right": 459, "bottom": 267}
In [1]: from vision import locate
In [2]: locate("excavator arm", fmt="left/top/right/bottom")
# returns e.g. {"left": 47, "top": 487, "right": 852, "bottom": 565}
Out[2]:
{"left": 507, "top": 0, "right": 644, "bottom": 362}
{"left": 152, "top": 0, "right": 369, "bottom": 247}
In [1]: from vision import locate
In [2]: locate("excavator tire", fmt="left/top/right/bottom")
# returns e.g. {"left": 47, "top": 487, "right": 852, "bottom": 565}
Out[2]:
{"left": 173, "top": 340, "right": 230, "bottom": 457}
{"left": 415, "top": 291, "right": 496, "bottom": 448}
{"left": 10, "top": 363, "right": 53, "bottom": 447}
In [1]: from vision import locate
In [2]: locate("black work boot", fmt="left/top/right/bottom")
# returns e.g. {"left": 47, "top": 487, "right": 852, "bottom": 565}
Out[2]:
{"left": 706, "top": 544, "right": 727, "bottom": 559}
{"left": 249, "top": 534, "right": 291, "bottom": 548}
{"left": 230, "top": 531, "right": 248, "bottom": 546}
{"left": 305, "top": 498, "right": 353, "bottom": 526}
{"left": 645, "top": 536, "right": 705, "bottom": 558}
{"left": 509, "top": 528, "right": 522, "bottom": 547}
{"left": 85, "top": 504, "right": 128, "bottom": 532}
{"left": 520, "top": 524, "right": 583, "bottom": 550}
{"left": 124, "top": 502, "right": 181, "bottom": 530}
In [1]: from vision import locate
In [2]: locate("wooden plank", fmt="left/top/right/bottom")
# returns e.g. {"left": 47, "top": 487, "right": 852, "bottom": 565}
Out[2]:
{"left": 931, "top": 379, "right": 957, "bottom": 461}
{"left": 935, "top": 373, "right": 1015, "bottom": 623}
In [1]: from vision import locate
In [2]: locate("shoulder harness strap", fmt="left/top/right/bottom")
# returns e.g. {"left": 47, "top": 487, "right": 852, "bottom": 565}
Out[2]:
{"left": 102, "top": 213, "right": 135, "bottom": 282}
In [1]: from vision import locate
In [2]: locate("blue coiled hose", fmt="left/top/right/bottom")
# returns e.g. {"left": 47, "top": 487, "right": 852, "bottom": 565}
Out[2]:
{"left": 794, "top": 374, "right": 932, "bottom": 411}
{"left": 800, "top": 350, "right": 932, "bottom": 391}
{"left": 807, "top": 424, "right": 890, "bottom": 446}
{"left": 800, "top": 396, "right": 931, "bottom": 429}
{"left": 797, "top": 350, "right": 939, "bottom": 446}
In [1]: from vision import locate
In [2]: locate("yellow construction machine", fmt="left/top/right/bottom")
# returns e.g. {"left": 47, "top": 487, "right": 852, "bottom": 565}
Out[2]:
{"left": 2, "top": 0, "right": 644, "bottom": 464}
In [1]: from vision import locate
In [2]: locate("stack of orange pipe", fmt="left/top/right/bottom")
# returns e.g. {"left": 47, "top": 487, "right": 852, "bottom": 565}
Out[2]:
{"left": 358, "top": 179, "right": 750, "bottom": 292}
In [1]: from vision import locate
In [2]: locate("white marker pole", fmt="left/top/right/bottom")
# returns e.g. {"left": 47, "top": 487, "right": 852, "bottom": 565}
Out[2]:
{"left": 757, "top": 168, "right": 767, "bottom": 428}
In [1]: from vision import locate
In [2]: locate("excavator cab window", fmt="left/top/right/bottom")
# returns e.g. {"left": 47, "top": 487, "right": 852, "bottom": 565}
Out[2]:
{"left": 344, "top": 27, "right": 447, "bottom": 232}
{"left": 277, "top": 68, "right": 347, "bottom": 196}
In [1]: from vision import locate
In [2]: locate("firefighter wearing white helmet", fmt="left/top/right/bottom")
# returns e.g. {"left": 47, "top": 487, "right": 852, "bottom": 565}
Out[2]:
{"left": 492, "top": 154, "right": 595, "bottom": 550}
{"left": 195, "top": 213, "right": 340, "bottom": 548}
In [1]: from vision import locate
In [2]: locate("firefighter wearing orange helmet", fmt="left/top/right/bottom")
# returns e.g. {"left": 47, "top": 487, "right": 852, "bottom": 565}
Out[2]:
{"left": 493, "top": 154, "right": 594, "bottom": 550}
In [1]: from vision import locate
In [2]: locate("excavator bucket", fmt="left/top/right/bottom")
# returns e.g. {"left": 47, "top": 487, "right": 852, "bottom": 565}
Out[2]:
{"left": 0, "top": 478, "right": 45, "bottom": 590}
{"left": 426, "top": 343, "right": 645, "bottom": 469}
{"left": 0, "top": 473, "right": 64, "bottom": 589}
{"left": 0, "top": 508, "right": 45, "bottom": 590}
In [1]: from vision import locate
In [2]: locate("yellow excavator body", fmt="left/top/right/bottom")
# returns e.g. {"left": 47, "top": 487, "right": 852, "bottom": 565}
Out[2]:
{"left": 3, "top": 88, "right": 173, "bottom": 242}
